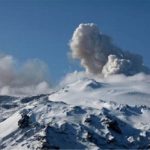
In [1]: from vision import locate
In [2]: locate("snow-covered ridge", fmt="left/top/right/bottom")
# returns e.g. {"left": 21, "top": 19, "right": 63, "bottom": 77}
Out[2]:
{"left": 50, "top": 77, "right": 150, "bottom": 107}
{"left": 0, "top": 77, "right": 150, "bottom": 149}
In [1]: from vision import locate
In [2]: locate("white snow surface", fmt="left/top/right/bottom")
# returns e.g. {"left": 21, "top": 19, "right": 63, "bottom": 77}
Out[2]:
{"left": 0, "top": 75, "right": 150, "bottom": 149}
{"left": 50, "top": 75, "right": 150, "bottom": 107}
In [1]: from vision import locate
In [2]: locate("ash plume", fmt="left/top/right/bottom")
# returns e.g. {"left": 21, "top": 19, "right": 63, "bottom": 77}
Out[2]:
{"left": 70, "top": 23, "right": 149, "bottom": 76}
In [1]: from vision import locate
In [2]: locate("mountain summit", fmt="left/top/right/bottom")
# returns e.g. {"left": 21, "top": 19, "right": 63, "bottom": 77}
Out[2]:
{"left": 0, "top": 76, "right": 150, "bottom": 149}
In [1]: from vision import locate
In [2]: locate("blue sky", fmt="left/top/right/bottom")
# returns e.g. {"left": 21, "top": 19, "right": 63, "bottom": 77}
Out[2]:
{"left": 0, "top": 0, "right": 150, "bottom": 82}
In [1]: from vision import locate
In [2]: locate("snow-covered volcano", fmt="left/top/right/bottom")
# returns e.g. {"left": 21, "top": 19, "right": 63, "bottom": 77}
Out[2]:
{"left": 0, "top": 75, "right": 150, "bottom": 149}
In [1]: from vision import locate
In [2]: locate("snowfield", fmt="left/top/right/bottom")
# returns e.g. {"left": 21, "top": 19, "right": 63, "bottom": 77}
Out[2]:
{"left": 0, "top": 75, "right": 150, "bottom": 149}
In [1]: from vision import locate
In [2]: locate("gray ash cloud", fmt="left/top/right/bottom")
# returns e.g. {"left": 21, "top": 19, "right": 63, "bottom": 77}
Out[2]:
{"left": 70, "top": 23, "right": 149, "bottom": 76}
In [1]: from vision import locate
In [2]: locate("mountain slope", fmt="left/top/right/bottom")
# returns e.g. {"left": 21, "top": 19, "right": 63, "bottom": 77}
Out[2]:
{"left": 0, "top": 77, "right": 150, "bottom": 149}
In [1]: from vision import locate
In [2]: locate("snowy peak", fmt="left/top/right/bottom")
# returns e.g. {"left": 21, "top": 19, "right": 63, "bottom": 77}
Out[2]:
{"left": 0, "top": 76, "right": 150, "bottom": 149}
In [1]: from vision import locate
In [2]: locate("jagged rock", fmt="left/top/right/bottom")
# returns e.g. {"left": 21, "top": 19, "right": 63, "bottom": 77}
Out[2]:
{"left": 107, "top": 120, "right": 122, "bottom": 134}
{"left": 87, "top": 132, "right": 94, "bottom": 142}
{"left": 41, "top": 142, "right": 49, "bottom": 150}
{"left": 146, "top": 144, "right": 150, "bottom": 149}
{"left": 86, "top": 132, "right": 98, "bottom": 145}
{"left": 21, "top": 94, "right": 46, "bottom": 103}
{"left": 86, "top": 80, "right": 102, "bottom": 89}
{"left": 18, "top": 114, "right": 30, "bottom": 128}
{"left": 84, "top": 117, "right": 91, "bottom": 123}
{"left": 84, "top": 115, "right": 101, "bottom": 129}
{"left": 67, "top": 106, "right": 86, "bottom": 116}
{"left": 107, "top": 134, "right": 115, "bottom": 144}
{"left": 41, "top": 142, "right": 59, "bottom": 150}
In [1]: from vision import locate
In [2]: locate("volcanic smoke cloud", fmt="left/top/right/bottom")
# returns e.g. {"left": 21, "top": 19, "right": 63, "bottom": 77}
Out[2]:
{"left": 70, "top": 23, "right": 149, "bottom": 76}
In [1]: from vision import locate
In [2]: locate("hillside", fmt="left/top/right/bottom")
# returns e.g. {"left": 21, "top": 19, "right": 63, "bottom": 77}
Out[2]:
{"left": 0, "top": 76, "right": 150, "bottom": 149}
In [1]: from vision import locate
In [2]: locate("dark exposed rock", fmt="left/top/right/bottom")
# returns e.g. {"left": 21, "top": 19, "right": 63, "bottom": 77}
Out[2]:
{"left": 84, "top": 117, "right": 91, "bottom": 123}
{"left": 84, "top": 114, "right": 102, "bottom": 129}
{"left": 107, "top": 120, "right": 122, "bottom": 134}
{"left": 106, "top": 134, "right": 115, "bottom": 144}
{"left": 86, "top": 132, "right": 99, "bottom": 146}
{"left": 87, "top": 132, "right": 93, "bottom": 141}
{"left": 2, "top": 104, "right": 18, "bottom": 109}
{"left": 0, "top": 95, "right": 17, "bottom": 103}
{"left": 86, "top": 79, "right": 103, "bottom": 89}
{"left": 146, "top": 144, "right": 150, "bottom": 149}
{"left": 107, "top": 138, "right": 115, "bottom": 144}
{"left": 41, "top": 142, "right": 59, "bottom": 150}
{"left": 43, "top": 124, "right": 86, "bottom": 149}
{"left": 21, "top": 94, "right": 47, "bottom": 103}
{"left": 64, "top": 90, "right": 68, "bottom": 92}
{"left": 18, "top": 114, "right": 30, "bottom": 128}
{"left": 67, "top": 106, "right": 86, "bottom": 116}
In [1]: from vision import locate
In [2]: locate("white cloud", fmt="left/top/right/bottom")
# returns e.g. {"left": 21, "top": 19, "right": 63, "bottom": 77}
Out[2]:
{"left": 0, "top": 54, "right": 52, "bottom": 96}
